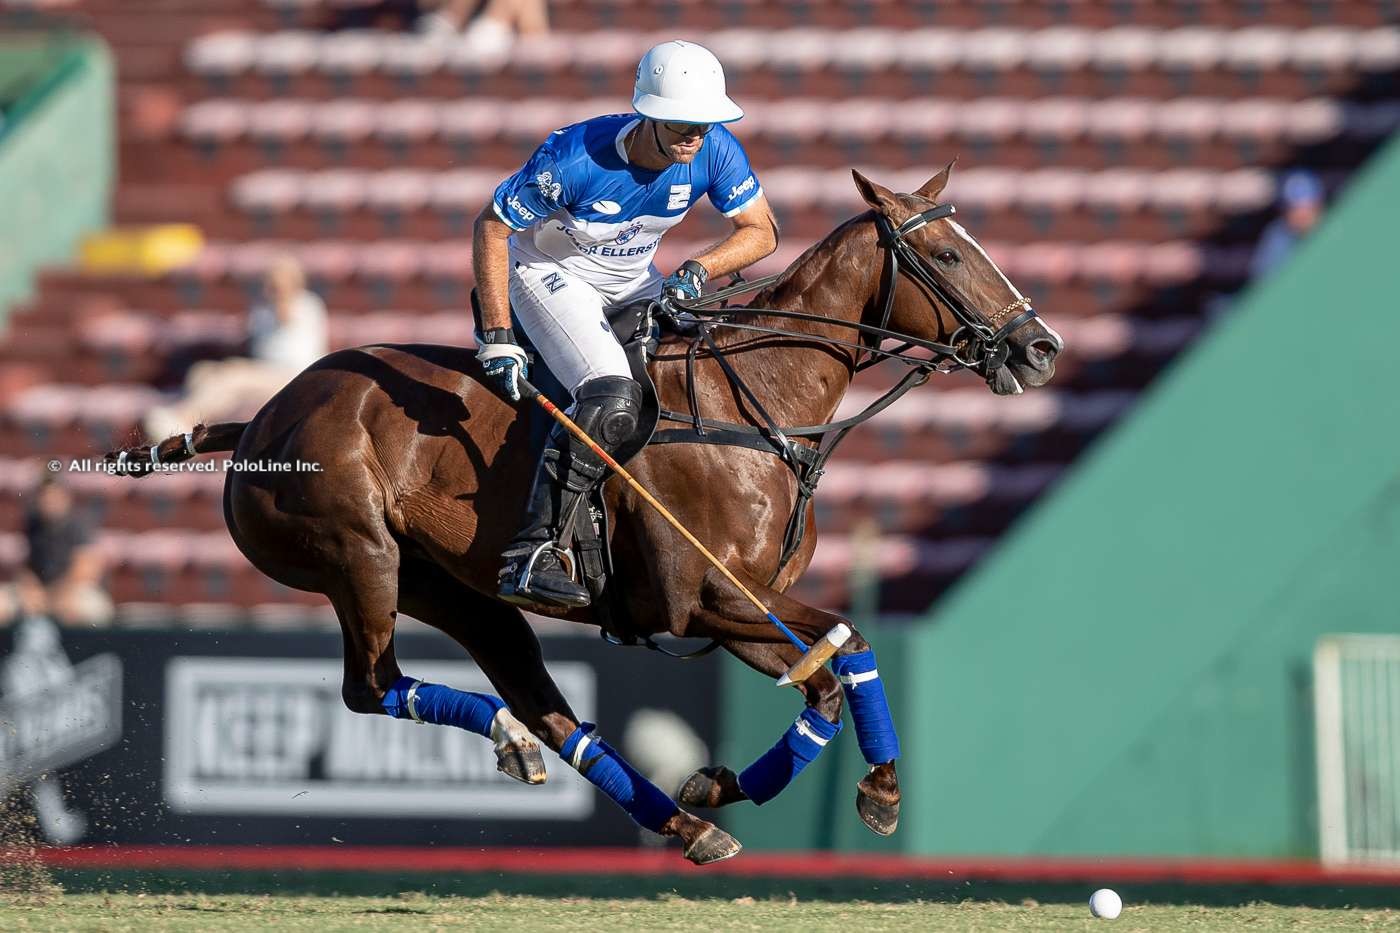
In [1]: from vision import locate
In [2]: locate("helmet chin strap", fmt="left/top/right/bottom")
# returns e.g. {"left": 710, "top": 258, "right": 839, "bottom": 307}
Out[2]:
{"left": 650, "top": 120, "right": 674, "bottom": 164}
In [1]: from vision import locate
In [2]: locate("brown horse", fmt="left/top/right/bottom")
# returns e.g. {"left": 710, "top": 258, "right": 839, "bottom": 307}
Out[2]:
{"left": 110, "top": 166, "right": 1061, "bottom": 863}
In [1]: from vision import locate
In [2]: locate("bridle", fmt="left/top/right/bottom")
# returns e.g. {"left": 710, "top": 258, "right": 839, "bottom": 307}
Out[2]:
{"left": 668, "top": 201, "right": 1038, "bottom": 383}
{"left": 869, "top": 202, "right": 1037, "bottom": 378}
{"left": 614, "top": 200, "right": 1042, "bottom": 658}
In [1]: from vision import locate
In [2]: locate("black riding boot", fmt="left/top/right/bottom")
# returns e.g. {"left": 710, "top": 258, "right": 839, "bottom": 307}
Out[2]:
{"left": 498, "top": 375, "right": 642, "bottom": 609}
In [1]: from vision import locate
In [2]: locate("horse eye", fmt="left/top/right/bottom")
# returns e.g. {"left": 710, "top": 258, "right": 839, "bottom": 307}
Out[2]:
{"left": 936, "top": 249, "right": 960, "bottom": 266}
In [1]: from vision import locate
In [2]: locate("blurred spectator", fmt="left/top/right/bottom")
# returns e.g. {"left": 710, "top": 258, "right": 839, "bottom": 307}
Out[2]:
{"left": 2, "top": 473, "right": 112, "bottom": 628}
{"left": 1249, "top": 169, "right": 1326, "bottom": 280}
{"left": 143, "top": 257, "right": 328, "bottom": 440}
{"left": 419, "top": 0, "right": 549, "bottom": 45}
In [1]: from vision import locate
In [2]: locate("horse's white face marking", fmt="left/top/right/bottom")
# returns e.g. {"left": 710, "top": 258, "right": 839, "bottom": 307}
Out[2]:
{"left": 943, "top": 217, "right": 1063, "bottom": 348}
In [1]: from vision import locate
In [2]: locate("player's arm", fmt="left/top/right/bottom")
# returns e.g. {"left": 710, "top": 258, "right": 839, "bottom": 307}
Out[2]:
{"left": 690, "top": 192, "right": 779, "bottom": 281}
{"left": 472, "top": 207, "right": 516, "bottom": 332}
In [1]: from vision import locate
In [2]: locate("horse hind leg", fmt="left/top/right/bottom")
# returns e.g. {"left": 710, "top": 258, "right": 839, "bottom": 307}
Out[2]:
{"left": 397, "top": 569, "right": 548, "bottom": 785}
{"left": 328, "top": 544, "right": 529, "bottom": 785}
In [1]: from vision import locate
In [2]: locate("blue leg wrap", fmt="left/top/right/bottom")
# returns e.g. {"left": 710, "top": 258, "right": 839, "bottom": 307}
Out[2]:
{"left": 560, "top": 723, "right": 677, "bottom": 833}
{"left": 831, "top": 649, "right": 901, "bottom": 764}
{"left": 380, "top": 675, "right": 504, "bottom": 737}
{"left": 737, "top": 707, "right": 842, "bottom": 806}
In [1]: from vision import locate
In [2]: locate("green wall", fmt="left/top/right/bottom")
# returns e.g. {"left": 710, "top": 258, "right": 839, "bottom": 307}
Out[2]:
{"left": 724, "top": 135, "right": 1400, "bottom": 859}
{"left": 0, "top": 35, "right": 113, "bottom": 320}
{"left": 900, "top": 133, "right": 1400, "bottom": 858}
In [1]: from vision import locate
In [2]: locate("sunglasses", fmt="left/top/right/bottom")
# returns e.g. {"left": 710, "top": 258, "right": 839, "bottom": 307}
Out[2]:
{"left": 661, "top": 121, "right": 713, "bottom": 138}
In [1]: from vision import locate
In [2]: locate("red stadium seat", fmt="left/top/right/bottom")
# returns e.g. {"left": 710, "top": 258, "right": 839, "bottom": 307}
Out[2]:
{"left": 1154, "top": 98, "right": 1221, "bottom": 142}
{"left": 1026, "top": 28, "right": 1093, "bottom": 73}
{"left": 1223, "top": 27, "right": 1292, "bottom": 73}
{"left": 1085, "top": 98, "right": 1152, "bottom": 143}
{"left": 181, "top": 99, "right": 249, "bottom": 147}
{"left": 1357, "top": 27, "right": 1400, "bottom": 73}
{"left": 1091, "top": 27, "right": 1157, "bottom": 72}
{"left": 894, "top": 29, "right": 965, "bottom": 72}
{"left": 374, "top": 99, "right": 440, "bottom": 145}
{"left": 957, "top": 98, "right": 1024, "bottom": 143}
{"left": 961, "top": 29, "right": 1027, "bottom": 72}
{"left": 230, "top": 169, "right": 304, "bottom": 214}
{"left": 298, "top": 240, "right": 359, "bottom": 285}
{"left": 252, "top": 31, "right": 320, "bottom": 78}
{"left": 766, "top": 28, "right": 834, "bottom": 72}
{"left": 185, "top": 32, "right": 257, "bottom": 79}
{"left": 379, "top": 33, "right": 447, "bottom": 79}
{"left": 1214, "top": 169, "right": 1274, "bottom": 213}
{"left": 317, "top": 30, "right": 383, "bottom": 78}
{"left": 246, "top": 99, "right": 313, "bottom": 144}
{"left": 310, "top": 99, "right": 376, "bottom": 147}
{"left": 1156, "top": 27, "right": 1225, "bottom": 72}
{"left": 438, "top": 99, "right": 505, "bottom": 144}
{"left": 302, "top": 169, "right": 369, "bottom": 214}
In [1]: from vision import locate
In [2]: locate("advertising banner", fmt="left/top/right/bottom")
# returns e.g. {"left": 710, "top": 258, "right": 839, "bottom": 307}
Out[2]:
{"left": 0, "top": 621, "right": 720, "bottom": 847}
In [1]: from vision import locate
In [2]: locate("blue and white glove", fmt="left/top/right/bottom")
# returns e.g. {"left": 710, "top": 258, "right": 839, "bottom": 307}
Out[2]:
{"left": 662, "top": 260, "right": 708, "bottom": 304}
{"left": 477, "top": 328, "right": 529, "bottom": 402}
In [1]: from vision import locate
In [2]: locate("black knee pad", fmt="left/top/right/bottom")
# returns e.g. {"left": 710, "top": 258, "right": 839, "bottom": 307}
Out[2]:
{"left": 571, "top": 376, "right": 642, "bottom": 451}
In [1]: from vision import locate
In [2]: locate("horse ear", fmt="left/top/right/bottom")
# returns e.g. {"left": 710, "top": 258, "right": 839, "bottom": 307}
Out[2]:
{"left": 915, "top": 159, "right": 957, "bottom": 202}
{"left": 852, "top": 169, "right": 899, "bottom": 214}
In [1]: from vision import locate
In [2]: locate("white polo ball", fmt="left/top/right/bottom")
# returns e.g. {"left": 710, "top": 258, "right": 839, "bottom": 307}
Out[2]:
{"left": 1089, "top": 888, "right": 1122, "bottom": 919}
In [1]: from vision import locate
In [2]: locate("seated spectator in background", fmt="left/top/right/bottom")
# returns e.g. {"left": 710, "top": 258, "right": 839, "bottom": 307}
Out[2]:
{"left": 2, "top": 473, "right": 112, "bottom": 628}
{"left": 1249, "top": 169, "right": 1325, "bottom": 280}
{"left": 144, "top": 257, "right": 327, "bottom": 440}
{"left": 419, "top": 0, "right": 549, "bottom": 46}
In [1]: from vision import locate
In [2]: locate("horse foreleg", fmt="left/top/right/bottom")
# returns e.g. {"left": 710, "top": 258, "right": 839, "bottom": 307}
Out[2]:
{"left": 678, "top": 636, "right": 843, "bottom": 810}
{"left": 679, "top": 581, "right": 902, "bottom": 835}
{"left": 400, "top": 569, "right": 740, "bottom": 864}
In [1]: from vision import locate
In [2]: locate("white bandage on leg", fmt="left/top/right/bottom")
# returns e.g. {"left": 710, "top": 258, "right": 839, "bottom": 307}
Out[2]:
{"left": 405, "top": 679, "right": 425, "bottom": 723}
{"left": 838, "top": 669, "right": 880, "bottom": 687}
{"left": 567, "top": 732, "right": 595, "bottom": 770}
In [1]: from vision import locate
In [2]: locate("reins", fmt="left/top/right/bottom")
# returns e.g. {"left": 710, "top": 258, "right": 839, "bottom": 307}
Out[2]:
{"left": 649, "top": 202, "right": 1040, "bottom": 583}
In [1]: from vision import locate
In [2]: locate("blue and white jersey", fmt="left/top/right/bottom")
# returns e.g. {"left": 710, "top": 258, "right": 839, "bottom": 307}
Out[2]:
{"left": 492, "top": 114, "right": 763, "bottom": 293}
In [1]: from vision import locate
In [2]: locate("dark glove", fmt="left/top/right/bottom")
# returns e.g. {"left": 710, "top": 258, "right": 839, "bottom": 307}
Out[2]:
{"left": 662, "top": 259, "right": 709, "bottom": 303}
{"left": 476, "top": 328, "right": 529, "bottom": 401}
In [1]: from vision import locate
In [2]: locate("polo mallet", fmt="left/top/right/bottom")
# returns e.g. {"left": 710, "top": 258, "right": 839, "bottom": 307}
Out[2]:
{"left": 518, "top": 378, "right": 850, "bottom": 686}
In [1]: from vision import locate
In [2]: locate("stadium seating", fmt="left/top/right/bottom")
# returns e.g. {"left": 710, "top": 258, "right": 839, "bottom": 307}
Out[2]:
{"left": 1, "top": 0, "right": 1395, "bottom": 616}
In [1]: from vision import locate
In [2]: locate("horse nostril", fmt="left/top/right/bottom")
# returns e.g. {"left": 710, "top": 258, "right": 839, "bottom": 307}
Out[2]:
{"left": 1027, "top": 338, "right": 1060, "bottom": 369}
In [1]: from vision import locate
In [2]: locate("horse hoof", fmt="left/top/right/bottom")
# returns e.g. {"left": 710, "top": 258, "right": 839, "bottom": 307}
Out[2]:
{"left": 683, "top": 825, "right": 743, "bottom": 866}
{"left": 492, "top": 709, "right": 546, "bottom": 785}
{"left": 677, "top": 766, "right": 739, "bottom": 808}
{"left": 496, "top": 744, "right": 547, "bottom": 785}
{"left": 856, "top": 788, "right": 900, "bottom": 836}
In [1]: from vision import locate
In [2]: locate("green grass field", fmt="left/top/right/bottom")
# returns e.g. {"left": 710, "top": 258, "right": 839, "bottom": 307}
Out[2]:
{"left": 1, "top": 869, "right": 1398, "bottom": 932}
{"left": 2, "top": 892, "right": 1398, "bottom": 932}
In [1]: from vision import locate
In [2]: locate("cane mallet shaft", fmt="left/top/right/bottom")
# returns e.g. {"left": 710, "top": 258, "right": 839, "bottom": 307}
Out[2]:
{"left": 519, "top": 379, "right": 849, "bottom": 685}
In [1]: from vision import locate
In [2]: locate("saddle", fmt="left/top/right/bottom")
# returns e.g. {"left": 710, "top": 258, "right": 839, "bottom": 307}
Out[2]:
{"left": 469, "top": 290, "right": 662, "bottom": 646}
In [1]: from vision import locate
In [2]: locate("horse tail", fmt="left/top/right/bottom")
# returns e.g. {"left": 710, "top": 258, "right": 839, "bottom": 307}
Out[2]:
{"left": 103, "top": 421, "right": 247, "bottom": 479}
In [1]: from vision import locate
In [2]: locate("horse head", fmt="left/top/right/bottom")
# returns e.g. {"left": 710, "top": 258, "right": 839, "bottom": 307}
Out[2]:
{"left": 852, "top": 164, "right": 1063, "bottom": 395}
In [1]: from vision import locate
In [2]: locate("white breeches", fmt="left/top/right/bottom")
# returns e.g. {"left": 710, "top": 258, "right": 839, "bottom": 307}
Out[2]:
{"left": 507, "top": 252, "right": 661, "bottom": 394}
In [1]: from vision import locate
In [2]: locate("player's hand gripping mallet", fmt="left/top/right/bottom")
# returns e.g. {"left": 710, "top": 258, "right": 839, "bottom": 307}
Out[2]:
{"left": 520, "top": 378, "right": 850, "bottom": 685}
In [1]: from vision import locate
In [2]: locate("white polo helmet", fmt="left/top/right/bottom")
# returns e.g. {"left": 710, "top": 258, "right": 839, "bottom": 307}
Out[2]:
{"left": 632, "top": 40, "right": 744, "bottom": 125}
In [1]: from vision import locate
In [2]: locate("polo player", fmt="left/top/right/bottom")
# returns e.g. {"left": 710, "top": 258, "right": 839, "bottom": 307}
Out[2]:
{"left": 473, "top": 39, "right": 779, "bottom": 610}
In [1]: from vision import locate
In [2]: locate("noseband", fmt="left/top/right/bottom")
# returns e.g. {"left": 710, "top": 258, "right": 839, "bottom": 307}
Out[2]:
{"left": 872, "top": 203, "right": 1038, "bottom": 379}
